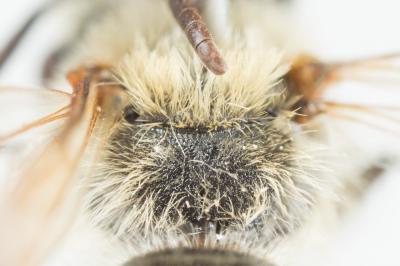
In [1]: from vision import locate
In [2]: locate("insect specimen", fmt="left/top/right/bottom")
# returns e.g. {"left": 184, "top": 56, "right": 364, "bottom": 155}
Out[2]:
{"left": 0, "top": 0, "right": 399, "bottom": 266}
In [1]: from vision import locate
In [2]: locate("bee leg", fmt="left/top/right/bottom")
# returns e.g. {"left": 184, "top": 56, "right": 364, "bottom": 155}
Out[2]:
{"left": 286, "top": 53, "right": 400, "bottom": 126}
{"left": 66, "top": 63, "right": 122, "bottom": 125}
{"left": 169, "top": 0, "right": 227, "bottom": 75}
{"left": 0, "top": 64, "right": 125, "bottom": 266}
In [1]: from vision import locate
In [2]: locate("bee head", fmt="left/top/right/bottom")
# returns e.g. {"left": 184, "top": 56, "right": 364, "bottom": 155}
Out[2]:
{"left": 85, "top": 39, "right": 320, "bottom": 253}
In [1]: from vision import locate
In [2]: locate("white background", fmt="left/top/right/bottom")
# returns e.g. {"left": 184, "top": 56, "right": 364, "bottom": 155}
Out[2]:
{"left": 0, "top": 0, "right": 400, "bottom": 265}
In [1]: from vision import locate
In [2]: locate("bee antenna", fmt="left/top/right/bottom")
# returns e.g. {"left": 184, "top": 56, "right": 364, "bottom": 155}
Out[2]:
{"left": 169, "top": 0, "right": 227, "bottom": 75}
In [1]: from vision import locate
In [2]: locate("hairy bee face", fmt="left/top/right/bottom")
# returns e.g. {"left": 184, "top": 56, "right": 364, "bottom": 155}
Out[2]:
{"left": 91, "top": 115, "right": 294, "bottom": 228}
{"left": 71, "top": 0, "right": 322, "bottom": 263}
{"left": 76, "top": 4, "right": 322, "bottom": 258}
{"left": 85, "top": 112, "right": 319, "bottom": 265}
{"left": 86, "top": 104, "right": 319, "bottom": 244}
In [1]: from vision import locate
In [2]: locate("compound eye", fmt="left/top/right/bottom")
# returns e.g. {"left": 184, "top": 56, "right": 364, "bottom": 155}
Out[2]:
{"left": 123, "top": 107, "right": 139, "bottom": 124}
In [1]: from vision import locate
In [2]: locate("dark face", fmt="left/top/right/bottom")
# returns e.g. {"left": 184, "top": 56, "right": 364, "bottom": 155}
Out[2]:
{"left": 107, "top": 120, "right": 292, "bottom": 230}
{"left": 85, "top": 108, "right": 315, "bottom": 240}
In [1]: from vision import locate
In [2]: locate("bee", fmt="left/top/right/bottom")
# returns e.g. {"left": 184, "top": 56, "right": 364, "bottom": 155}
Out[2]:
{"left": 0, "top": 0, "right": 399, "bottom": 266}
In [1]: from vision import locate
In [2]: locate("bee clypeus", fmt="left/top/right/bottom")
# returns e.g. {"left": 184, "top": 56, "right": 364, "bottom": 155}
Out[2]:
{"left": 0, "top": 0, "right": 399, "bottom": 266}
